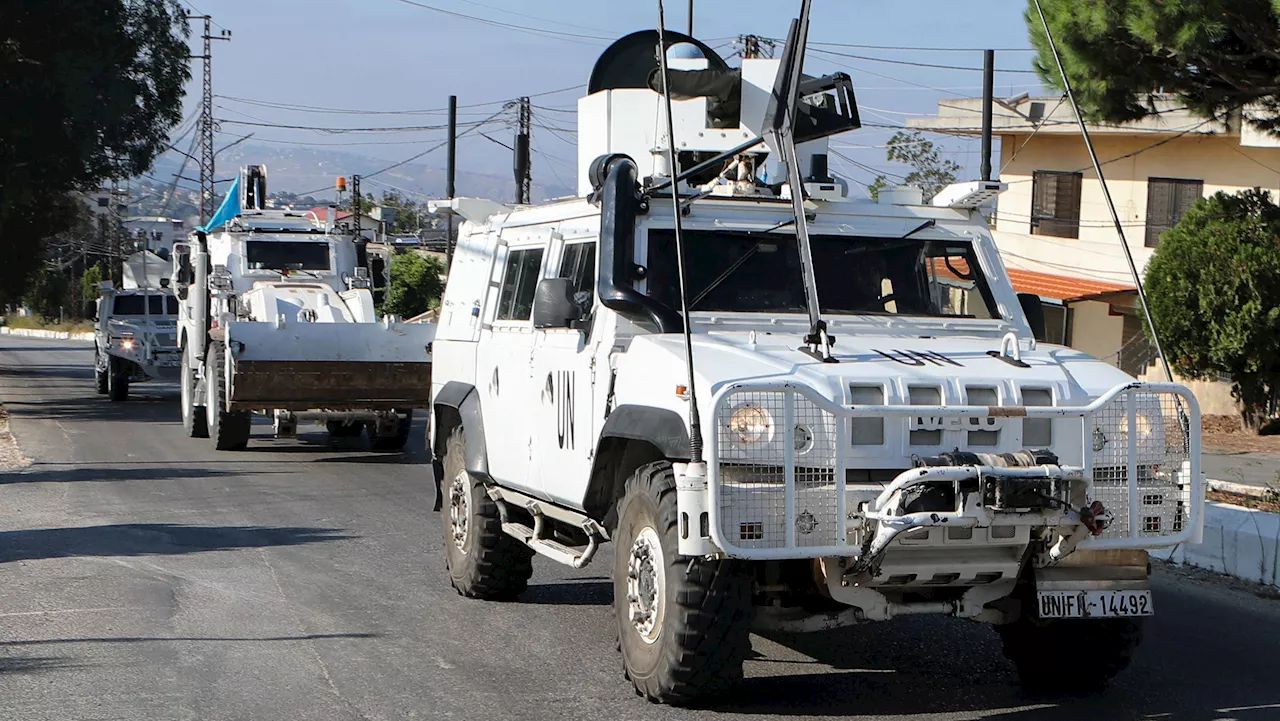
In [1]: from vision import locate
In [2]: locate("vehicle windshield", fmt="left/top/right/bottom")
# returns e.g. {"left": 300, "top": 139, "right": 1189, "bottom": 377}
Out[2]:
{"left": 113, "top": 294, "right": 179, "bottom": 315}
{"left": 245, "top": 240, "right": 331, "bottom": 271}
{"left": 646, "top": 229, "right": 1000, "bottom": 320}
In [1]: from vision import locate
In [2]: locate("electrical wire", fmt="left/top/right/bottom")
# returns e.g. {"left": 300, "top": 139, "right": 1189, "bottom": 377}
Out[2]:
{"left": 810, "top": 47, "right": 1040, "bottom": 74}
{"left": 389, "top": 0, "right": 611, "bottom": 44}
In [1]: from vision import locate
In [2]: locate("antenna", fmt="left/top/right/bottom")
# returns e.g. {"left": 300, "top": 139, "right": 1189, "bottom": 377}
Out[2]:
{"left": 765, "top": 0, "right": 835, "bottom": 362}
{"left": 655, "top": 0, "right": 704, "bottom": 464}
{"left": 1029, "top": 0, "right": 1174, "bottom": 384}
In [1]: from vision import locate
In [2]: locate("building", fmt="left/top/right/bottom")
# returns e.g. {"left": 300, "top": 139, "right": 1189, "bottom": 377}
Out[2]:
{"left": 909, "top": 96, "right": 1280, "bottom": 415}
{"left": 123, "top": 216, "right": 188, "bottom": 256}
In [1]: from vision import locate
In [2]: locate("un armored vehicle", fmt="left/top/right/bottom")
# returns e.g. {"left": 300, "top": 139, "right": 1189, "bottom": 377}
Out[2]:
{"left": 427, "top": 17, "right": 1203, "bottom": 705}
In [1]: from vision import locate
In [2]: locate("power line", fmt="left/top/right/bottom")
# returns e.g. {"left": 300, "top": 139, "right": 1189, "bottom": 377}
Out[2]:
{"left": 389, "top": 0, "right": 611, "bottom": 44}
{"left": 809, "top": 40, "right": 1037, "bottom": 53}
{"left": 810, "top": 47, "right": 1040, "bottom": 74}
{"left": 294, "top": 108, "right": 510, "bottom": 195}
{"left": 214, "top": 118, "right": 491, "bottom": 133}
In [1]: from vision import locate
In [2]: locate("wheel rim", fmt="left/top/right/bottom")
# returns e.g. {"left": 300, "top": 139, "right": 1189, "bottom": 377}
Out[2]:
{"left": 205, "top": 360, "right": 217, "bottom": 429}
{"left": 627, "top": 526, "right": 665, "bottom": 645}
{"left": 448, "top": 471, "right": 471, "bottom": 552}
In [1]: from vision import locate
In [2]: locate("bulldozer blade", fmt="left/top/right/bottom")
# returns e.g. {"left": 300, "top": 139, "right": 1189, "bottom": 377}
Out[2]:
{"left": 225, "top": 320, "right": 433, "bottom": 411}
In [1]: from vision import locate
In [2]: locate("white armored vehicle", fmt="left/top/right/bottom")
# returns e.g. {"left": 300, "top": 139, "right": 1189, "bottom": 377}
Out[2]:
{"left": 428, "top": 13, "right": 1203, "bottom": 706}
{"left": 173, "top": 166, "right": 433, "bottom": 451}
{"left": 92, "top": 251, "right": 181, "bottom": 402}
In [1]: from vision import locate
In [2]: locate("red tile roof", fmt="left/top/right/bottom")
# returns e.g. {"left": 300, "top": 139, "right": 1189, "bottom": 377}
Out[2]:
{"left": 931, "top": 258, "right": 1134, "bottom": 302}
{"left": 1006, "top": 268, "right": 1134, "bottom": 301}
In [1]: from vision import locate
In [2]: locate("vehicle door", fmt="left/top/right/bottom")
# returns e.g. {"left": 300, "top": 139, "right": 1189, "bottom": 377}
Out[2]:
{"left": 529, "top": 235, "right": 604, "bottom": 508}
{"left": 475, "top": 232, "right": 548, "bottom": 495}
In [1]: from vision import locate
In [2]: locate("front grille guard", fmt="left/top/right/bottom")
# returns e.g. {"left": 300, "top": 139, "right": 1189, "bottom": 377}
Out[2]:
{"left": 707, "top": 381, "right": 1203, "bottom": 560}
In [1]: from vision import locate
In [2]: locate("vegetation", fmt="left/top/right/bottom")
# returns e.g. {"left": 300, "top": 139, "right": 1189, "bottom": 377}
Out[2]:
{"left": 383, "top": 252, "right": 445, "bottom": 320}
{"left": 867, "top": 131, "right": 959, "bottom": 203}
{"left": 1145, "top": 189, "right": 1280, "bottom": 425}
{"left": 0, "top": 1, "right": 190, "bottom": 304}
{"left": 1027, "top": 1, "right": 1280, "bottom": 132}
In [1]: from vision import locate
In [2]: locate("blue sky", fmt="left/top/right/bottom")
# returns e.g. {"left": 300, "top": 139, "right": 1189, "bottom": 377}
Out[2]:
{"left": 178, "top": 0, "right": 1049, "bottom": 196}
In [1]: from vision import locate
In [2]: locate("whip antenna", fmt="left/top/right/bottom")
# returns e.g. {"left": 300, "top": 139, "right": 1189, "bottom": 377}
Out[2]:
{"left": 655, "top": 0, "right": 704, "bottom": 463}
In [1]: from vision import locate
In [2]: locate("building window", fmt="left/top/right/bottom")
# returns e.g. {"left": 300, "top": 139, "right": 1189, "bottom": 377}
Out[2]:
{"left": 1031, "top": 171, "right": 1083, "bottom": 238}
{"left": 96, "top": 197, "right": 109, "bottom": 208}
{"left": 1145, "top": 177, "right": 1202, "bottom": 247}
{"left": 496, "top": 247, "right": 544, "bottom": 321}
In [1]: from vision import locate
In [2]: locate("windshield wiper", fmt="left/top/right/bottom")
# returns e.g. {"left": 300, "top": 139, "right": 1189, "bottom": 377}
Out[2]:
{"left": 690, "top": 242, "right": 764, "bottom": 308}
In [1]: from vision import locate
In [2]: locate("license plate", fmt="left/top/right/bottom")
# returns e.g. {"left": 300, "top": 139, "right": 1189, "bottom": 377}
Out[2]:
{"left": 1037, "top": 590, "right": 1153, "bottom": 619}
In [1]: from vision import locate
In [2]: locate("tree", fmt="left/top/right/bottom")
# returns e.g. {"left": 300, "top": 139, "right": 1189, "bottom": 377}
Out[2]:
{"left": 1026, "top": 1, "right": 1280, "bottom": 132}
{"left": 80, "top": 263, "right": 106, "bottom": 315}
{"left": 383, "top": 252, "right": 445, "bottom": 320}
{"left": 867, "top": 131, "right": 959, "bottom": 202}
{"left": 1145, "top": 188, "right": 1280, "bottom": 424}
{"left": 0, "top": 1, "right": 190, "bottom": 302}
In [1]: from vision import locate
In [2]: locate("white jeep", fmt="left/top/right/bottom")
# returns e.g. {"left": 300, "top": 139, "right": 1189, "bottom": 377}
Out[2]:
{"left": 427, "top": 25, "right": 1203, "bottom": 705}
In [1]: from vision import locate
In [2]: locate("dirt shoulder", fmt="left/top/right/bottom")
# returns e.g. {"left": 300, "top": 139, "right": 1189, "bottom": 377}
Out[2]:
{"left": 0, "top": 404, "right": 31, "bottom": 471}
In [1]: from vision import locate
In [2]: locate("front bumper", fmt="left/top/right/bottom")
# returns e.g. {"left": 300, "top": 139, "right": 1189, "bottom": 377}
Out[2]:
{"left": 680, "top": 382, "right": 1203, "bottom": 561}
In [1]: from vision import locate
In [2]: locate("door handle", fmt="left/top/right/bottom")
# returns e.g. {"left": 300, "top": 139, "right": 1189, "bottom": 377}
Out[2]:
{"left": 490, "top": 366, "right": 500, "bottom": 396}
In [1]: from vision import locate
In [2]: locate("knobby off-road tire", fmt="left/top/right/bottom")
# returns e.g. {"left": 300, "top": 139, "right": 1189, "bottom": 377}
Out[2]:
{"left": 614, "top": 461, "right": 753, "bottom": 706}
{"left": 106, "top": 356, "right": 129, "bottom": 403}
{"left": 181, "top": 349, "right": 208, "bottom": 438}
{"left": 367, "top": 409, "right": 413, "bottom": 451}
{"left": 204, "top": 343, "right": 251, "bottom": 451}
{"left": 997, "top": 614, "right": 1143, "bottom": 693}
{"left": 441, "top": 425, "right": 533, "bottom": 599}
{"left": 94, "top": 350, "right": 109, "bottom": 395}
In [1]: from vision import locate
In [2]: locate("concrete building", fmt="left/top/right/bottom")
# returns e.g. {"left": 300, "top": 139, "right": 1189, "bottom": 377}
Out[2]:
{"left": 911, "top": 96, "right": 1277, "bottom": 414}
{"left": 124, "top": 216, "right": 188, "bottom": 256}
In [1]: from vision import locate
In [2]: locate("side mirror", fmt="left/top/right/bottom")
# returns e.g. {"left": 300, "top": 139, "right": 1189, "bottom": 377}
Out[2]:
{"left": 172, "top": 243, "right": 193, "bottom": 300}
{"left": 532, "top": 278, "right": 580, "bottom": 329}
{"left": 1017, "top": 293, "right": 1047, "bottom": 342}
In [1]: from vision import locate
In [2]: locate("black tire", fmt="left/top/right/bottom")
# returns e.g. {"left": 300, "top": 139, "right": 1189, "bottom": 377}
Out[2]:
{"left": 997, "top": 614, "right": 1143, "bottom": 693}
{"left": 94, "top": 351, "right": 108, "bottom": 395}
{"left": 181, "top": 349, "right": 208, "bottom": 438}
{"left": 107, "top": 356, "right": 129, "bottom": 402}
{"left": 327, "top": 420, "right": 364, "bottom": 439}
{"left": 613, "top": 461, "right": 753, "bottom": 706}
{"left": 441, "top": 425, "right": 533, "bottom": 600}
{"left": 205, "top": 343, "right": 251, "bottom": 451}
{"left": 368, "top": 409, "right": 412, "bottom": 451}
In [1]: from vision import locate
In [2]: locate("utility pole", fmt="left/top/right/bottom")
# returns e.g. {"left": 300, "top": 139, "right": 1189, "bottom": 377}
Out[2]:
{"left": 514, "top": 97, "right": 532, "bottom": 205}
{"left": 737, "top": 34, "right": 775, "bottom": 59}
{"left": 186, "top": 15, "right": 231, "bottom": 224}
{"left": 688, "top": 0, "right": 694, "bottom": 36}
{"left": 352, "top": 174, "right": 368, "bottom": 271}
{"left": 445, "top": 95, "right": 457, "bottom": 270}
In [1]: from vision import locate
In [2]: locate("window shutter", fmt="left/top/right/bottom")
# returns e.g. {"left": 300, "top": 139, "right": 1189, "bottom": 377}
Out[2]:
{"left": 1057, "top": 173, "right": 1082, "bottom": 239}
{"left": 1145, "top": 179, "right": 1174, "bottom": 247}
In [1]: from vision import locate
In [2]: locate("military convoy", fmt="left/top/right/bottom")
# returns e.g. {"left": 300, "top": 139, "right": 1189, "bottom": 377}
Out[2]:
{"left": 74, "top": 2, "right": 1206, "bottom": 707}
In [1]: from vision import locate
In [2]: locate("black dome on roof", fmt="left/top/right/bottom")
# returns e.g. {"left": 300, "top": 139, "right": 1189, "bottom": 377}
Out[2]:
{"left": 587, "top": 30, "right": 730, "bottom": 95}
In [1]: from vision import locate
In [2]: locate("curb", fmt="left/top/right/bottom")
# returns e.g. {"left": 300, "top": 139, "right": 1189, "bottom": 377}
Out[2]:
{"left": 0, "top": 327, "right": 94, "bottom": 342}
{"left": 1153, "top": 499, "right": 1280, "bottom": 588}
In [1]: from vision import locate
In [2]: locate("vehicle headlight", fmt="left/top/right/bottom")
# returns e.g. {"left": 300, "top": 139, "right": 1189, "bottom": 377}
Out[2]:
{"left": 119, "top": 337, "right": 135, "bottom": 351}
{"left": 728, "top": 404, "right": 772, "bottom": 444}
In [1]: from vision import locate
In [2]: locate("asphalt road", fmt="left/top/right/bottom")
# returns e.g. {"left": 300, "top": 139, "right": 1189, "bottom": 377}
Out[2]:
{"left": 2, "top": 334, "right": 1279, "bottom": 721}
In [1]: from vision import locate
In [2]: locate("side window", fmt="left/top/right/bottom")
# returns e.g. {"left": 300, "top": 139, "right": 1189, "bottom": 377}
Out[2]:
{"left": 559, "top": 242, "right": 596, "bottom": 298}
{"left": 496, "top": 247, "right": 545, "bottom": 321}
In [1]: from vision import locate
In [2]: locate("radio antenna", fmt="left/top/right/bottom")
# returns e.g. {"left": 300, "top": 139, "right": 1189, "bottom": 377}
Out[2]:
{"left": 655, "top": 0, "right": 704, "bottom": 463}
{"left": 1030, "top": 0, "right": 1174, "bottom": 383}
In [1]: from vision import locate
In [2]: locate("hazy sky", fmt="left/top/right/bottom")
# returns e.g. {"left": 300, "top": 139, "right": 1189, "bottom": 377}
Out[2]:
{"left": 177, "top": 0, "right": 1048, "bottom": 198}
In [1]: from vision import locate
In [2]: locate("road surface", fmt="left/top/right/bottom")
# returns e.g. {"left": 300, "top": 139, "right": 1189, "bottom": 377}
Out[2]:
{"left": 2, "top": 335, "right": 1278, "bottom": 721}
